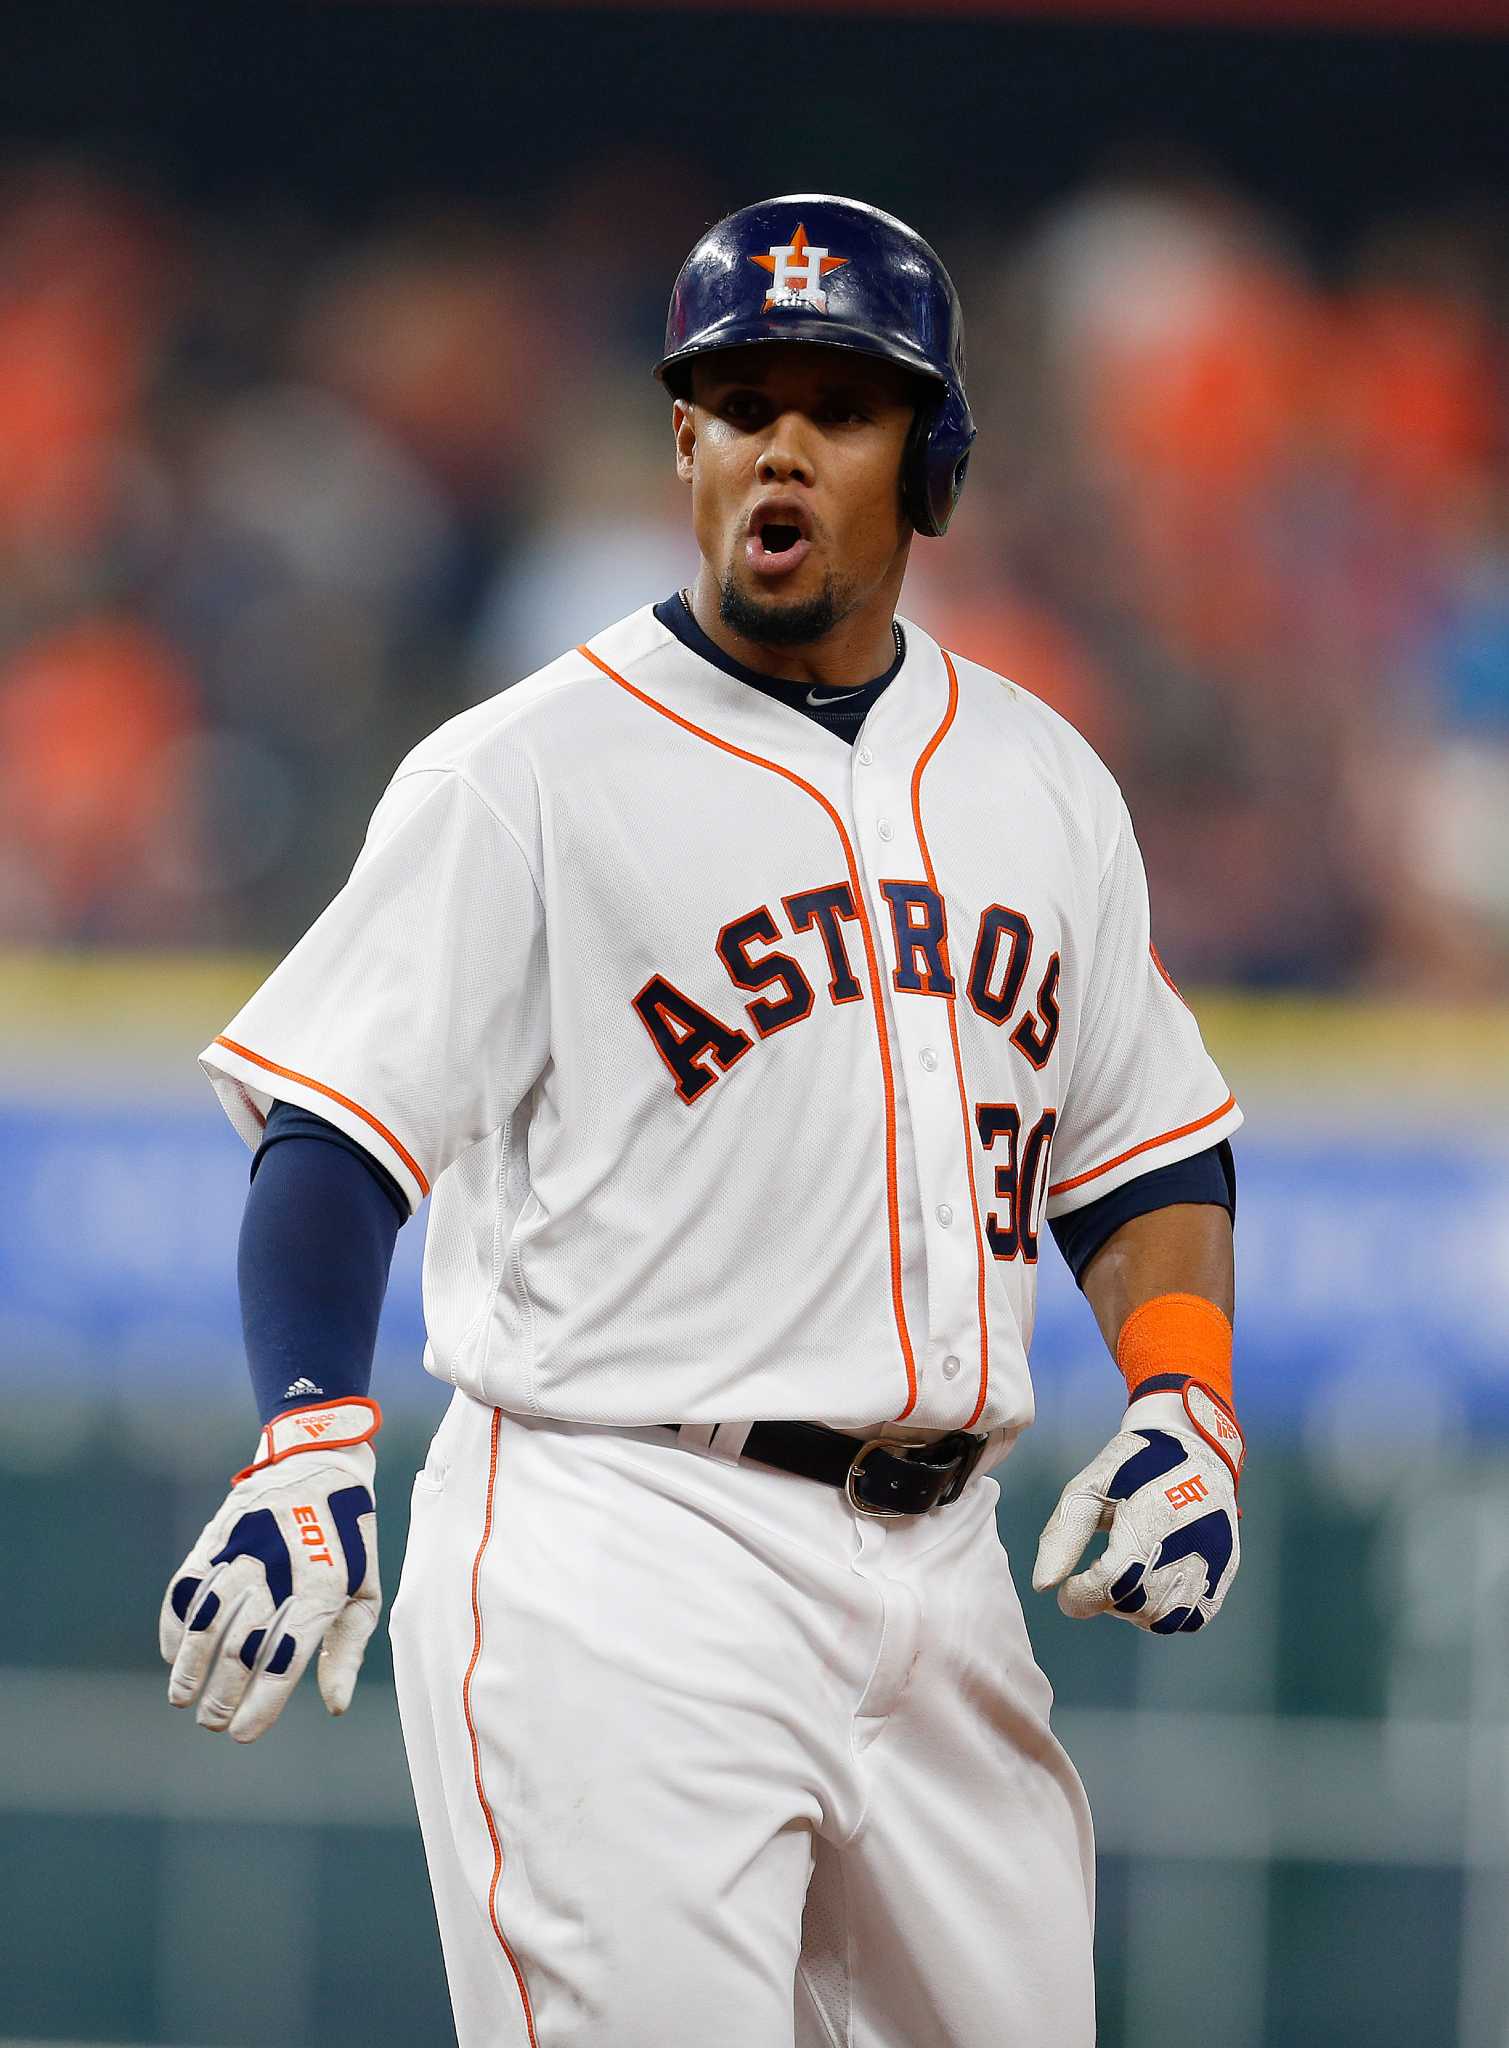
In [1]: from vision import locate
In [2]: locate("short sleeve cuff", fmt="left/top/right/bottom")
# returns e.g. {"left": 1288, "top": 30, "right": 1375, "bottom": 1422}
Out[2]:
{"left": 199, "top": 1034, "right": 430, "bottom": 1216}
{"left": 1046, "top": 1093, "right": 1243, "bottom": 1218}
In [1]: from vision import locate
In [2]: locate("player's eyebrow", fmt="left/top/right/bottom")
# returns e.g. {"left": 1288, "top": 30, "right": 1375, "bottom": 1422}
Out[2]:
{"left": 819, "top": 377, "right": 890, "bottom": 404}
{"left": 704, "top": 365, "right": 900, "bottom": 406}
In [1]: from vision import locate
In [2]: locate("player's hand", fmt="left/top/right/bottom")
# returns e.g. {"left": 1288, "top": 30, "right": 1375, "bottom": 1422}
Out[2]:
{"left": 1031, "top": 1384, "right": 1243, "bottom": 1635}
{"left": 159, "top": 1398, "right": 382, "bottom": 1742}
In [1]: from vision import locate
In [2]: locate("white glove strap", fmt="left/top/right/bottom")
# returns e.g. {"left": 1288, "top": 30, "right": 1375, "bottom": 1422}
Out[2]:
{"left": 233, "top": 1397, "right": 383, "bottom": 1485}
{"left": 1127, "top": 1382, "right": 1244, "bottom": 1490}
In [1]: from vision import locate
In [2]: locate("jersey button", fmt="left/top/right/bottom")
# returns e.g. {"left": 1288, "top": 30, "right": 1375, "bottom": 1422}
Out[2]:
{"left": 936, "top": 1203, "right": 954, "bottom": 1227}
{"left": 857, "top": 745, "right": 874, "bottom": 766}
{"left": 877, "top": 818, "right": 894, "bottom": 842}
{"left": 919, "top": 1047, "right": 938, "bottom": 1072}
{"left": 941, "top": 1354, "right": 961, "bottom": 1379}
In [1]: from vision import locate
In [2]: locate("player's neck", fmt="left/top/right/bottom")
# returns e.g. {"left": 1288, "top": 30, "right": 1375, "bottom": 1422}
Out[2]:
{"left": 686, "top": 569, "right": 904, "bottom": 693}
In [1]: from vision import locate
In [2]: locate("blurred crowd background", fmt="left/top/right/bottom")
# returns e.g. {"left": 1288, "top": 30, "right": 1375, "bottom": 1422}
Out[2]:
{"left": 3, "top": 7, "right": 1508, "bottom": 2048}
{"left": 3, "top": 120, "right": 1509, "bottom": 986}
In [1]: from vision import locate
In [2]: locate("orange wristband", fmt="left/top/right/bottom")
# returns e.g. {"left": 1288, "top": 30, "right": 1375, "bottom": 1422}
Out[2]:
{"left": 1115, "top": 1292, "right": 1234, "bottom": 1413}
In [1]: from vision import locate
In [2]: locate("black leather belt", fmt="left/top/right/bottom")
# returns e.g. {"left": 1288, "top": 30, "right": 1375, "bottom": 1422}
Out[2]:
{"left": 670, "top": 1420, "right": 991, "bottom": 1518}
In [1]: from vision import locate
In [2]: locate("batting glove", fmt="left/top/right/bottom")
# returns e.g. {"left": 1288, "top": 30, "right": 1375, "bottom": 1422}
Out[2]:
{"left": 160, "top": 1398, "right": 382, "bottom": 1742}
{"left": 1032, "top": 1383, "right": 1243, "bottom": 1635}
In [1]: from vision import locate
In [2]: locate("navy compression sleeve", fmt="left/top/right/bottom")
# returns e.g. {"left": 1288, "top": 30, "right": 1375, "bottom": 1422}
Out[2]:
{"left": 239, "top": 1101, "right": 408, "bottom": 1424}
{"left": 1048, "top": 1139, "right": 1235, "bottom": 1286}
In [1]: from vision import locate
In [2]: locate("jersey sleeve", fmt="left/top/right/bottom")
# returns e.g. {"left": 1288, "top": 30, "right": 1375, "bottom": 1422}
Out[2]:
{"left": 1047, "top": 795, "right": 1241, "bottom": 1218}
{"left": 199, "top": 766, "right": 548, "bottom": 1215}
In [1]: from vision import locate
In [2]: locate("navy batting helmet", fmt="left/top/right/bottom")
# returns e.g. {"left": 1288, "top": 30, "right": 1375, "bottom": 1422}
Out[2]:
{"left": 656, "top": 194, "right": 975, "bottom": 538}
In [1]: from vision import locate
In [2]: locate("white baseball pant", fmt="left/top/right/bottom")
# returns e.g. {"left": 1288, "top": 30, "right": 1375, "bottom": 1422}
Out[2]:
{"left": 389, "top": 1395, "right": 1096, "bottom": 2047}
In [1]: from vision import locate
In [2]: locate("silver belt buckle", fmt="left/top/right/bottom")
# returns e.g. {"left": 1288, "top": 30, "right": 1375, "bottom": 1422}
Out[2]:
{"left": 845, "top": 1437, "right": 929, "bottom": 1519}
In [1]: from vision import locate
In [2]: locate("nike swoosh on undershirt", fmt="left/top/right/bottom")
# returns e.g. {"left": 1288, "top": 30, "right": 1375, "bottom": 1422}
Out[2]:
{"left": 805, "top": 685, "right": 868, "bottom": 707}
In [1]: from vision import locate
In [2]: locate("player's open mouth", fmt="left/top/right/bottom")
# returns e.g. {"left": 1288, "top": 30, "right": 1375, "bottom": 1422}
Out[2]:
{"left": 746, "top": 523, "right": 813, "bottom": 577}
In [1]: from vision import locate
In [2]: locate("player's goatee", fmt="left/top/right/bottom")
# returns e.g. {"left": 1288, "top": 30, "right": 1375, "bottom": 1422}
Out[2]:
{"left": 719, "top": 567, "right": 849, "bottom": 648}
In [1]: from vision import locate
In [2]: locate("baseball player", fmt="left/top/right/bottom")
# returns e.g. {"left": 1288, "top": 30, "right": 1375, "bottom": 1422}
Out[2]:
{"left": 163, "top": 195, "right": 1244, "bottom": 2047}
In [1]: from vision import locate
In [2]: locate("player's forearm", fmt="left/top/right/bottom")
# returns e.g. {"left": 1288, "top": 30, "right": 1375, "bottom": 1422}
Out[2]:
{"left": 1078, "top": 1202, "right": 1234, "bottom": 1361}
{"left": 238, "top": 1124, "right": 404, "bottom": 1423}
{"left": 1038, "top": 1199, "right": 1243, "bottom": 1630}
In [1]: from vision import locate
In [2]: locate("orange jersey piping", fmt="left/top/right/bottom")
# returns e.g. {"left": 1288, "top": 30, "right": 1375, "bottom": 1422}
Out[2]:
{"left": 909, "top": 651, "right": 992, "bottom": 1431}
{"left": 463, "top": 1409, "right": 539, "bottom": 2045}
{"left": 212, "top": 1036, "right": 430, "bottom": 1199}
{"left": 578, "top": 640, "right": 920, "bottom": 1415}
{"left": 1048, "top": 1093, "right": 1238, "bottom": 1199}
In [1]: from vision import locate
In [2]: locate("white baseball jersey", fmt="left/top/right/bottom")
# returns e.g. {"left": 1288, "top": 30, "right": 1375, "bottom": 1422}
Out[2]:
{"left": 200, "top": 603, "right": 1240, "bottom": 1439}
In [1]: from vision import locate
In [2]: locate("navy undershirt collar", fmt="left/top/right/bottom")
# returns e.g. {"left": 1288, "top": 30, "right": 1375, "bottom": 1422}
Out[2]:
{"left": 653, "top": 591, "right": 904, "bottom": 746}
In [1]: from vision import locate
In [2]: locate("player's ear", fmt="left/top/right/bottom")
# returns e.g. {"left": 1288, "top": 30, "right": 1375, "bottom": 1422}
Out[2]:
{"left": 673, "top": 398, "right": 696, "bottom": 484}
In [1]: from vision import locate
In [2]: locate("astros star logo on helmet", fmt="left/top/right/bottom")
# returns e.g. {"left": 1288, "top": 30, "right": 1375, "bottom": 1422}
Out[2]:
{"left": 750, "top": 223, "right": 848, "bottom": 313}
